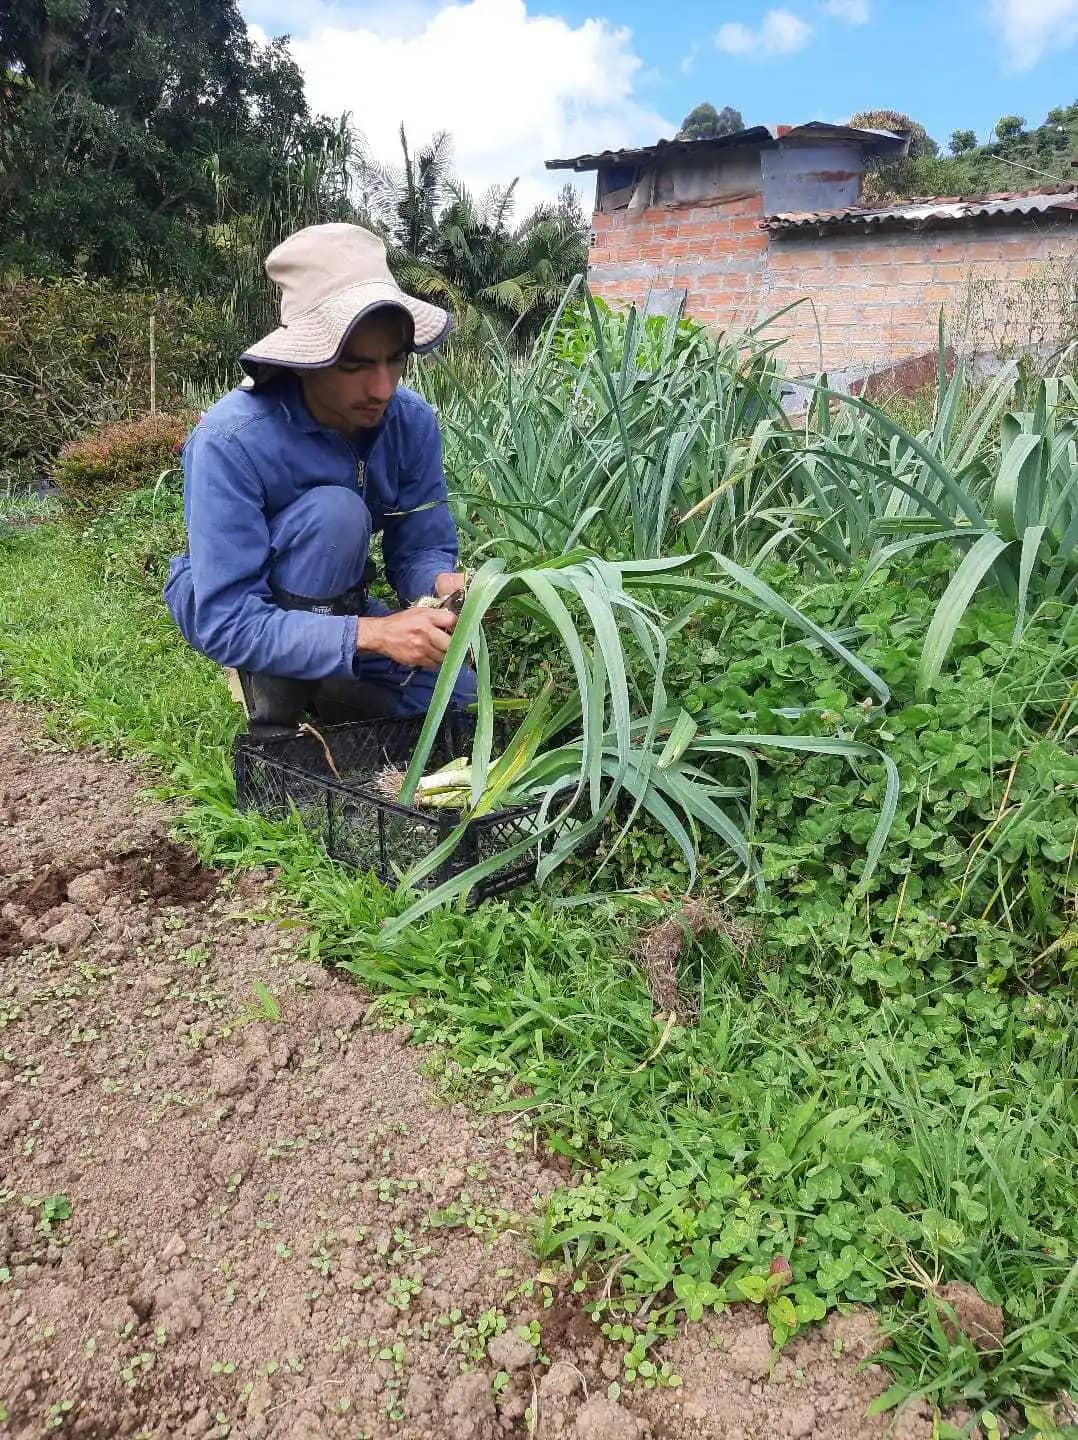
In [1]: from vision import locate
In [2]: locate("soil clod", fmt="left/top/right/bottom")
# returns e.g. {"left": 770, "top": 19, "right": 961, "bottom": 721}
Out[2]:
{"left": 935, "top": 1282, "right": 1006, "bottom": 1351}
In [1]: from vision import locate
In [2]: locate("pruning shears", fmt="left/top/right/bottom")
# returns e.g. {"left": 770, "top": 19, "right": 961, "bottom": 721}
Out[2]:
{"left": 399, "top": 570, "right": 473, "bottom": 689}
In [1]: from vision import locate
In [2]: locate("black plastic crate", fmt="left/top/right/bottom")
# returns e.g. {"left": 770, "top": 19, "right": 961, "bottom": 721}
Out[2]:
{"left": 233, "top": 714, "right": 546, "bottom": 902}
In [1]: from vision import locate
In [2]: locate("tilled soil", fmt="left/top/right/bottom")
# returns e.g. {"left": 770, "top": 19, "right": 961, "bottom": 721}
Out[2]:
{"left": 0, "top": 701, "right": 937, "bottom": 1440}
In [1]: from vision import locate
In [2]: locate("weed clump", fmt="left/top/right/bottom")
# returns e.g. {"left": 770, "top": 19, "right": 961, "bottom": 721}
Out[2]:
{"left": 632, "top": 899, "right": 755, "bottom": 1017}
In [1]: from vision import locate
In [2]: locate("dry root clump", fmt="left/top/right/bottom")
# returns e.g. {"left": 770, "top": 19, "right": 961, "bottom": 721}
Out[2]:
{"left": 632, "top": 898, "right": 756, "bottom": 1020}
{"left": 373, "top": 764, "right": 407, "bottom": 801}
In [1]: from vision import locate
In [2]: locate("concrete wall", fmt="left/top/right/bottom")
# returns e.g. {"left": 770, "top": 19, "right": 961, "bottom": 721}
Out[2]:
{"left": 587, "top": 200, "right": 1077, "bottom": 382}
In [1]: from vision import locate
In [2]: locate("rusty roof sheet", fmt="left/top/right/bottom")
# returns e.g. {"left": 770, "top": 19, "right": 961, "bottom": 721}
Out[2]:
{"left": 546, "top": 127, "right": 773, "bottom": 172}
{"left": 545, "top": 121, "right": 907, "bottom": 173}
{"left": 764, "top": 185, "right": 1078, "bottom": 232}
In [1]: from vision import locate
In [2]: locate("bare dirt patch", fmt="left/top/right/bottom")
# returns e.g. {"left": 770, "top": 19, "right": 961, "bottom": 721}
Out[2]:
{"left": 0, "top": 702, "right": 932, "bottom": 1440}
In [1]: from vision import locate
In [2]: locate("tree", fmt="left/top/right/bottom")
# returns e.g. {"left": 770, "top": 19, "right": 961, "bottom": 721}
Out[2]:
{"left": 994, "top": 114, "right": 1025, "bottom": 143}
{"left": 366, "top": 129, "right": 586, "bottom": 346}
{"left": 554, "top": 181, "right": 587, "bottom": 231}
{"left": 850, "top": 109, "right": 939, "bottom": 158}
{"left": 362, "top": 126, "right": 454, "bottom": 258}
{"left": 677, "top": 103, "right": 744, "bottom": 140}
{"left": 0, "top": 1, "right": 335, "bottom": 283}
{"left": 862, "top": 98, "right": 1078, "bottom": 205}
{"left": 0, "top": 7, "right": 586, "bottom": 347}
{"left": 215, "top": 114, "right": 366, "bottom": 344}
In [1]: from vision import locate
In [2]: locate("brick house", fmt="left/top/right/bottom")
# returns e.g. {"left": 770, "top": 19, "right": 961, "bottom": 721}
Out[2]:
{"left": 547, "top": 123, "right": 1078, "bottom": 388}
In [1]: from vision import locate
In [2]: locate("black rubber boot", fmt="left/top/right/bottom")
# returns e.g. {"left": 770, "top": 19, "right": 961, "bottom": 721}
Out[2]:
{"left": 241, "top": 563, "right": 387, "bottom": 737}
{"left": 237, "top": 670, "right": 313, "bottom": 740}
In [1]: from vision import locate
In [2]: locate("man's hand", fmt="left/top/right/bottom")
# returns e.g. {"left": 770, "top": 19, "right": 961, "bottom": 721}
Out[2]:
{"left": 434, "top": 571, "right": 467, "bottom": 601}
{"left": 357, "top": 607, "right": 457, "bottom": 669}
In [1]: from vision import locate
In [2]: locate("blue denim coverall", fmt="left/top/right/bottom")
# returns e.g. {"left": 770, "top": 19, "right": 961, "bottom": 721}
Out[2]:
{"left": 164, "top": 373, "right": 475, "bottom": 718}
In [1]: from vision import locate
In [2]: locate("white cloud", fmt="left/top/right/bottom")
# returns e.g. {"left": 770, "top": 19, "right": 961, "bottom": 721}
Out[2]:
{"left": 764, "top": 9, "right": 813, "bottom": 48}
{"left": 261, "top": 0, "right": 671, "bottom": 212}
{"left": 822, "top": 0, "right": 870, "bottom": 24}
{"left": 716, "top": 9, "right": 813, "bottom": 56}
{"left": 989, "top": 0, "right": 1078, "bottom": 68}
{"left": 715, "top": 21, "right": 757, "bottom": 53}
{"left": 245, "top": 0, "right": 437, "bottom": 43}
{"left": 680, "top": 41, "right": 701, "bottom": 74}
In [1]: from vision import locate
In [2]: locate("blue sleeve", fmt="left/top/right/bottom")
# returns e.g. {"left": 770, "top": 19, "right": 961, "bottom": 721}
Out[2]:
{"left": 183, "top": 427, "right": 357, "bottom": 680}
{"left": 381, "top": 404, "right": 459, "bottom": 603}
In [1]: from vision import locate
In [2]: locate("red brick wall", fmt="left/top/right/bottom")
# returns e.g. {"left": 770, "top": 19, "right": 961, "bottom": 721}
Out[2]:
{"left": 761, "top": 224, "right": 1077, "bottom": 376}
{"left": 587, "top": 204, "right": 1076, "bottom": 378}
{"left": 588, "top": 193, "right": 768, "bottom": 332}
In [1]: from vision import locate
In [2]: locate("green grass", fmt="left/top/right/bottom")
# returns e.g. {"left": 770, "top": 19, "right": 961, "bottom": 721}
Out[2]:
{"left": 0, "top": 520, "right": 235, "bottom": 761}
{"left": 1, "top": 510, "right": 1076, "bottom": 1435}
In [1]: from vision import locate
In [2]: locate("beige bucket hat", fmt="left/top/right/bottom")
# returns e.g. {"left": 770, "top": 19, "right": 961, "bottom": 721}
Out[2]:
{"left": 240, "top": 223, "right": 451, "bottom": 378}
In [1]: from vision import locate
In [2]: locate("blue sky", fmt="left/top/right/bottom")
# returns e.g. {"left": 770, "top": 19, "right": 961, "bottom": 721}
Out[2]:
{"left": 610, "top": 0, "right": 1070, "bottom": 143}
{"left": 614, "top": 0, "right": 1076, "bottom": 145}
{"left": 243, "top": 0, "right": 1078, "bottom": 209}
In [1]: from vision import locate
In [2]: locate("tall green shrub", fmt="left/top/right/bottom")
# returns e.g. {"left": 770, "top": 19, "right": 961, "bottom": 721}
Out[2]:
{"left": 0, "top": 278, "right": 241, "bottom": 491}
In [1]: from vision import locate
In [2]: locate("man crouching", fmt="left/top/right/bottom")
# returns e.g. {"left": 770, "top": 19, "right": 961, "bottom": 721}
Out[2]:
{"left": 164, "top": 222, "right": 475, "bottom": 737}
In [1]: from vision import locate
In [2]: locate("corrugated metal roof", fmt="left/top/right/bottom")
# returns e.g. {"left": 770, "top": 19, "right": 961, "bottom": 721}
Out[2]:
{"left": 546, "top": 127, "right": 773, "bottom": 173}
{"left": 764, "top": 186, "right": 1078, "bottom": 232}
{"left": 545, "top": 121, "right": 907, "bottom": 173}
{"left": 779, "top": 121, "right": 908, "bottom": 150}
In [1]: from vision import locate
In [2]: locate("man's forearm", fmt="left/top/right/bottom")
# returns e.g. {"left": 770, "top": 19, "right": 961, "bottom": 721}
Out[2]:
{"left": 355, "top": 614, "right": 389, "bottom": 655}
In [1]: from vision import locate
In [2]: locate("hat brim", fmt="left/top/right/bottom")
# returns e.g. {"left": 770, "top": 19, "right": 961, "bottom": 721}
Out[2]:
{"left": 239, "top": 280, "right": 452, "bottom": 378}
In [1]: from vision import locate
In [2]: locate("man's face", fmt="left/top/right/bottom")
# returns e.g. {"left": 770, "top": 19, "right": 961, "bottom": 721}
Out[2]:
{"left": 300, "top": 307, "right": 411, "bottom": 433}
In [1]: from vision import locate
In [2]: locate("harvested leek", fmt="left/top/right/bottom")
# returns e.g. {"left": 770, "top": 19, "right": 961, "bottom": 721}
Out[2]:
{"left": 376, "top": 674, "right": 555, "bottom": 816}
{"left": 374, "top": 757, "right": 475, "bottom": 810}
